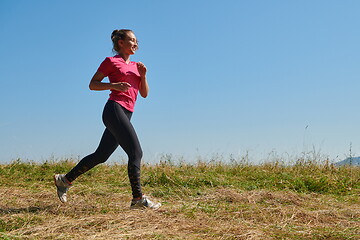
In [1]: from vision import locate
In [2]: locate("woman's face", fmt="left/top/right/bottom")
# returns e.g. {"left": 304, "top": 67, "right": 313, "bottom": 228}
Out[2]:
{"left": 118, "top": 32, "right": 138, "bottom": 55}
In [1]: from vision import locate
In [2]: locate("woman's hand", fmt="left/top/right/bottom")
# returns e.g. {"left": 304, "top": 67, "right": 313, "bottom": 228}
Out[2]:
{"left": 111, "top": 82, "right": 131, "bottom": 92}
{"left": 89, "top": 71, "right": 131, "bottom": 92}
{"left": 137, "top": 62, "right": 147, "bottom": 77}
{"left": 137, "top": 61, "right": 149, "bottom": 97}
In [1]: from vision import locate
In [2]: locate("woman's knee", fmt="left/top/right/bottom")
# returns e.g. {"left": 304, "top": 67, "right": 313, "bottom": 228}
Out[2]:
{"left": 135, "top": 148, "right": 143, "bottom": 160}
{"left": 91, "top": 151, "right": 111, "bottom": 164}
{"left": 128, "top": 148, "right": 143, "bottom": 169}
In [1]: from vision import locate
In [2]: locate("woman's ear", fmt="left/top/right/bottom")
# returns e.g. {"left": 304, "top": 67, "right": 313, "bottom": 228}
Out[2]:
{"left": 117, "top": 39, "right": 124, "bottom": 48}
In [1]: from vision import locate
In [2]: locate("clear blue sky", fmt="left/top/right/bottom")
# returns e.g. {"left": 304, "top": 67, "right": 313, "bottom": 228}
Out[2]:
{"left": 1, "top": 0, "right": 359, "bottom": 164}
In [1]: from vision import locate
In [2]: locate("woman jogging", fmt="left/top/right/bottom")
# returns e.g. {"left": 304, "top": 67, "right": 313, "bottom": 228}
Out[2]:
{"left": 54, "top": 29, "right": 161, "bottom": 210}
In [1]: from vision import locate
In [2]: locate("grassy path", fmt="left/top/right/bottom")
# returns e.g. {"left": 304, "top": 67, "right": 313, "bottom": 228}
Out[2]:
{"left": 0, "top": 160, "right": 359, "bottom": 239}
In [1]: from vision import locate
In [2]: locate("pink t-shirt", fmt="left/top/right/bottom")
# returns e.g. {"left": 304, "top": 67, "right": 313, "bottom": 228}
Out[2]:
{"left": 97, "top": 55, "right": 141, "bottom": 112}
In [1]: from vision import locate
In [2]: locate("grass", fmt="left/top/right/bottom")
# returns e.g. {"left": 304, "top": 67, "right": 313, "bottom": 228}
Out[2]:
{"left": 0, "top": 157, "right": 359, "bottom": 239}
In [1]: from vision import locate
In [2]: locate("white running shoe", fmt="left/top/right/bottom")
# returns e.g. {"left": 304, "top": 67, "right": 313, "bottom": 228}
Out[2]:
{"left": 54, "top": 174, "right": 72, "bottom": 203}
{"left": 130, "top": 196, "right": 161, "bottom": 210}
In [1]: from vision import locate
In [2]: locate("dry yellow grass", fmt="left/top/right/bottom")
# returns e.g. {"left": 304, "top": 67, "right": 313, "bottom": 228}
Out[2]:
{"left": 1, "top": 186, "right": 359, "bottom": 239}
{"left": 0, "top": 161, "right": 359, "bottom": 239}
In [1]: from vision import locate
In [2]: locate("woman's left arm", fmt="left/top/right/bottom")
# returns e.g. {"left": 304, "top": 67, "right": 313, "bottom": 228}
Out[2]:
{"left": 137, "top": 62, "right": 150, "bottom": 98}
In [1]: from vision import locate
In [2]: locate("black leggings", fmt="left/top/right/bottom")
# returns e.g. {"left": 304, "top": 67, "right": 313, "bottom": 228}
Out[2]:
{"left": 66, "top": 100, "right": 143, "bottom": 199}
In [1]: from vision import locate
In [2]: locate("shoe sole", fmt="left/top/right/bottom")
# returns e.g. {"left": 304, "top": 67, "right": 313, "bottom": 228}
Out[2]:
{"left": 54, "top": 175, "right": 66, "bottom": 203}
{"left": 130, "top": 202, "right": 161, "bottom": 210}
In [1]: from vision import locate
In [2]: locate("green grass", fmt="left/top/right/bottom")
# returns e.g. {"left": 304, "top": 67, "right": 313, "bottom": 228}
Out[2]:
{"left": 0, "top": 158, "right": 359, "bottom": 239}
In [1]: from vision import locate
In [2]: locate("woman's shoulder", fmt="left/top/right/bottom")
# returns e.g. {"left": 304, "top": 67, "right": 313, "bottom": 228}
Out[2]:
{"left": 106, "top": 56, "right": 137, "bottom": 66}
{"left": 99, "top": 56, "right": 123, "bottom": 67}
{"left": 103, "top": 55, "right": 119, "bottom": 62}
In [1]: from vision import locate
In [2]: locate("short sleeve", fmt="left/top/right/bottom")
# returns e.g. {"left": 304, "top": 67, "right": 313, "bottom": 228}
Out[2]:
{"left": 97, "top": 57, "right": 113, "bottom": 77}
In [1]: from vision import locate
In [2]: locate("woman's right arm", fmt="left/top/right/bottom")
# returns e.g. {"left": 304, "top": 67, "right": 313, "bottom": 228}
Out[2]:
{"left": 89, "top": 71, "right": 131, "bottom": 92}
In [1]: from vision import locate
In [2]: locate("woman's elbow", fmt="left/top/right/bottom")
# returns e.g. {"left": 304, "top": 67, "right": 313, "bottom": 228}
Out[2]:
{"left": 140, "top": 87, "right": 149, "bottom": 98}
{"left": 89, "top": 81, "right": 97, "bottom": 90}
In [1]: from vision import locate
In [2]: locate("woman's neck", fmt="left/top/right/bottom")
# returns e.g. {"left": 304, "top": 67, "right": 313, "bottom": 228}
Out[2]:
{"left": 117, "top": 51, "right": 131, "bottom": 63}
